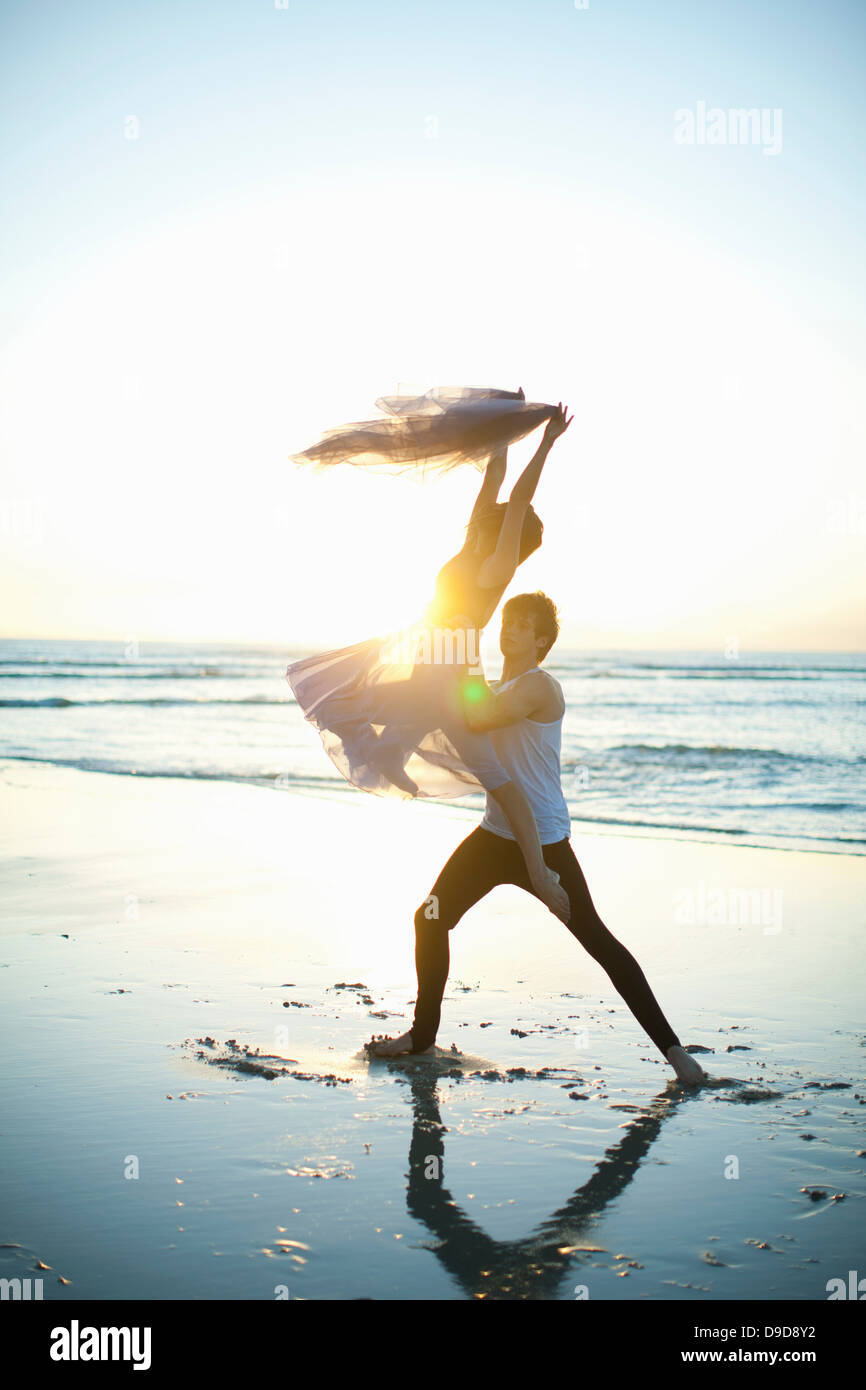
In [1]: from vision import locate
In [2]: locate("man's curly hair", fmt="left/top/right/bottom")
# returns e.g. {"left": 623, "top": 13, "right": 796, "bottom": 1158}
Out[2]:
{"left": 502, "top": 591, "right": 560, "bottom": 660}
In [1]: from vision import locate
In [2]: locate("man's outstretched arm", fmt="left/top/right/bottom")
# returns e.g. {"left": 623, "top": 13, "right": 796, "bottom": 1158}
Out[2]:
{"left": 460, "top": 671, "right": 546, "bottom": 731}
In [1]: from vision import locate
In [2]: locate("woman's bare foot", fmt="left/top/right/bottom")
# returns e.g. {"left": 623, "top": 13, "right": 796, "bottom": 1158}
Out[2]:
{"left": 666, "top": 1044, "right": 707, "bottom": 1086}
{"left": 366, "top": 1029, "right": 433, "bottom": 1057}
{"left": 369, "top": 746, "right": 419, "bottom": 796}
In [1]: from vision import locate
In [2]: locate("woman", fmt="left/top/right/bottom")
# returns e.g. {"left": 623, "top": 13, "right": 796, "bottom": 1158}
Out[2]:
{"left": 287, "top": 389, "right": 573, "bottom": 922}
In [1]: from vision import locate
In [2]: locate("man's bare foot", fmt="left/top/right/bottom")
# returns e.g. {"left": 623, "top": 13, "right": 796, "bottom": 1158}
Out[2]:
{"left": 365, "top": 1029, "right": 433, "bottom": 1057}
{"left": 666, "top": 1044, "right": 707, "bottom": 1086}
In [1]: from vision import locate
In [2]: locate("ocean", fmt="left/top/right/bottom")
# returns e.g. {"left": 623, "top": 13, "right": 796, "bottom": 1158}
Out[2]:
{"left": 1, "top": 639, "right": 863, "bottom": 854}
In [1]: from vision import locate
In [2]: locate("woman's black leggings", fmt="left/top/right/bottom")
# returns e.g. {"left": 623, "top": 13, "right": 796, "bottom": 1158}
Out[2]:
{"left": 410, "top": 826, "right": 681, "bottom": 1058}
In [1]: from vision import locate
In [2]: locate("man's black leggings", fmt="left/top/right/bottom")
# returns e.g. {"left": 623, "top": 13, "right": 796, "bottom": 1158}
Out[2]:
{"left": 410, "top": 826, "right": 681, "bottom": 1058}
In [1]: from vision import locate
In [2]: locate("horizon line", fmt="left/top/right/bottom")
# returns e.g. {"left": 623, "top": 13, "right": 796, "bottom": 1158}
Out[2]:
{"left": 0, "top": 634, "right": 864, "bottom": 657}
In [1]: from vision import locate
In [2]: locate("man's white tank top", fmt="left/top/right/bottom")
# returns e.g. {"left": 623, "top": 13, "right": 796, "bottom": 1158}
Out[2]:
{"left": 479, "top": 666, "right": 572, "bottom": 845}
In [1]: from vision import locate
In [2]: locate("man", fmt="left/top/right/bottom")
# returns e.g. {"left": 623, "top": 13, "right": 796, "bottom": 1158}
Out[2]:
{"left": 367, "top": 592, "right": 706, "bottom": 1086}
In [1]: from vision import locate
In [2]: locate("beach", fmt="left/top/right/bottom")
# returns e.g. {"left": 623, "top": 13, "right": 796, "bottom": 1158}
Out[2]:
{"left": 2, "top": 757, "right": 863, "bottom": 1302}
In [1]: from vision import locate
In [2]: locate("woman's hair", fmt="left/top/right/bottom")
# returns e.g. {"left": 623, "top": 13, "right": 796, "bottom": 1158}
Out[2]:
{"left": 502, "top": 590, "right": 560, "bottom": 660}
{"left": 465, "top": 503, "right": 543, "bottom": 563}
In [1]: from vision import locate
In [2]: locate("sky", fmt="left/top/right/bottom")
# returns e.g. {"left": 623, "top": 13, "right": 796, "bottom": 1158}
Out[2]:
{"left": 1, "top": 0, "right": 864, "bottom": 652}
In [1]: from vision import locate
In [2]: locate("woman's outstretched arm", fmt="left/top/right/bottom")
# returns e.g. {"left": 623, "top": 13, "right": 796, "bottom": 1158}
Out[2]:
{"left": 476, "top": 402, "right": 573, "bottom": 590}
{"left": 467, "top": 449, "right": 507, "bottom": 527}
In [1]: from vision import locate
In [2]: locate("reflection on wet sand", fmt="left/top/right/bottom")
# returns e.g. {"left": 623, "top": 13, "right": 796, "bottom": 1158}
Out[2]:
{"left": 393, "top": 1060, "right": 702, "bottom": 1300}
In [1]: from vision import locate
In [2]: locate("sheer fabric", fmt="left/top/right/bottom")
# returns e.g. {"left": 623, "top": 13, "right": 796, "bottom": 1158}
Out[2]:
{"left": 286, "top": 618, "right": 511, "bottom": 801}
{"left": 288, "top": 384, "right": 559, "bottom": 476}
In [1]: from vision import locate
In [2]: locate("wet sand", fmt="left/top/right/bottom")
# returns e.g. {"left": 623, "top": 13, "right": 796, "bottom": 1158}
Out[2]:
{"left": 1, "top": 759, "right": 864, "bottom": 1300}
